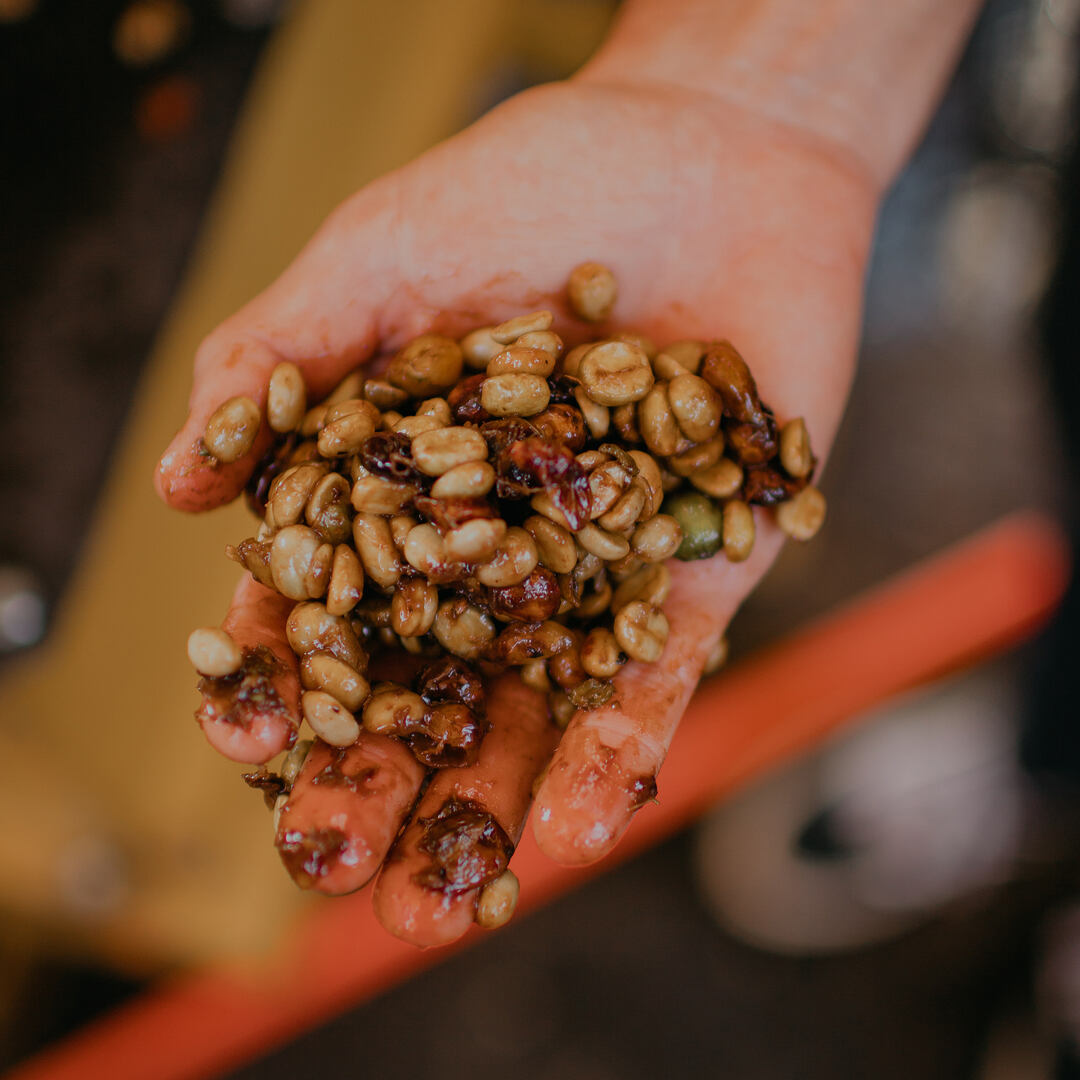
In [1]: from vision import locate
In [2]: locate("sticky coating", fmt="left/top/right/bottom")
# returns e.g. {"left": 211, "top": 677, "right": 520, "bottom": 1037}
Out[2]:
{"left": 373, "top": 673, "right": 555, "bottom": 947}
{"left": 195, "top": 577, "right": 300, "bottom": 764}
{"left": 531, "top": 547, "right": 781, "bottom": 864}
{"left": 275, "top": 734, "right": 426, "bottom": 895}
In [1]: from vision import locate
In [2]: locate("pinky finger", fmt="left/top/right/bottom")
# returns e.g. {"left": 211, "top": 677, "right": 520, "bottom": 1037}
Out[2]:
{"left": 189, "top": 575, "right": 301, "bottom": 764}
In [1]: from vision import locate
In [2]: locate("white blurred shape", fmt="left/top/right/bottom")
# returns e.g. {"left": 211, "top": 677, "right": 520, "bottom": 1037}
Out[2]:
{"left": 939, "top": 164, "right": 1056, "bottom": 338}
{"left": 694, "top": 758, "right": 915, "bottom": 955}
{"left": 828, "top": 673, "right": 1024, "bottom": 911}
{"left": 991, "top": 0, "right": 1078, "bottom": 156}
{"left": 694, "top": 670, "right": 1027, "bottom": 954}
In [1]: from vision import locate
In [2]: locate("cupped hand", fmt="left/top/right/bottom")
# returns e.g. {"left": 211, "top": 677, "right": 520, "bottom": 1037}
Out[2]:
{"left": 159, "top": 76, "right": 879, "bottom": 944}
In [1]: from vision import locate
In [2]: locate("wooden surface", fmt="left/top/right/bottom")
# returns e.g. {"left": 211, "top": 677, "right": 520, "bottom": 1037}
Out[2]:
{"left": 0, "top": 0, "right": 611, "bottom": 970}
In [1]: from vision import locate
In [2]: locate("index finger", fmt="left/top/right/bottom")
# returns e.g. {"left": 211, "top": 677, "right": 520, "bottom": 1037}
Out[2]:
{"left": 154, "top": 191, "right": 396, "bottom": 512}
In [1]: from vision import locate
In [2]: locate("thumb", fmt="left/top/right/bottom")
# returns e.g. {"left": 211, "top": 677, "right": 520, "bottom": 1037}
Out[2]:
{"left": 155, "top": 188, "right": 399, "bottom": 512}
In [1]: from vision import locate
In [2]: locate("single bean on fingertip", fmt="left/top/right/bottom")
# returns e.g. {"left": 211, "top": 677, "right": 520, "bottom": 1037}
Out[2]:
{"left": 475, "top": 869, "right": 519, "bottom": 929}
{"left": 195, "top": 578, "right": 302, "bottom": 764}
{"left": 204, "top": 396, "right": 261, "bottom": 463}
{"left": 187, "top": 626, "right": 242, "bottom": 677}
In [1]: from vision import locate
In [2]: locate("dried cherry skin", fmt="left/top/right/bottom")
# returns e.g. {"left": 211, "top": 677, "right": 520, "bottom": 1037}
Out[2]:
{"left": 724, "top": 414, "right": 778, "bottom": 466}
{"left": 546, "top": 373, "right": 584, "bottom": 405}
{"left": 530, "top": 403, "right": 587, "bottom": 452}
{"left": 741, "top": 464, "right": 806, "bottom": 506}
{"left": 412, "top": 797, "right": 514, "bottom": 894}
{"left": 413, "top": 494, "right": 497, "bottom": 531}
{"left": 414, "top": 655, "right": 487, "bottom": 715}
{"left": 359, "top": 431, "right": 423, "bottom": 483}
{"left": 245, "top": 433, "right": 299, "bottom": 516}
{"left": 479, "top": 417, "right": 540, "bottom": 455}
{"left": 495, "top": 437, "right": 590, "bottom": 530}
{"left": 277, "top": 827, "right": 348, "bottom": 888}
{"left": 403, "top": 703, "right": 488, "bottom": 768}
{"left": 448, "top": 374, "right": 492, "bottom": 424}
{"left": 196, "top": 645, "right": 292, "bottom": 735}
{"left": 241, "top": 768, "right": 286, "bottom": 808}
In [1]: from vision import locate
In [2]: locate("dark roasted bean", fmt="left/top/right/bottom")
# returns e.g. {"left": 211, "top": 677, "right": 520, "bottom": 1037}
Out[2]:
{"left": 530, "top": 404, "right": 587, "bottom": 451}
{"left": 447, "top": 373, "right": 492, "bottom": 424}
{"left": 490, "top": 621, "right": 576, "bottom": 664}
{"left": 488, "top": 566, "right": 562, "bottom": 623}
{"left": 742, "top": 464, "right": 805, "bottom": 506}
{"left": 415, "top": 656, "right": 486, "bottom": 715}
{"left": 700, "top": 341, "right": 766, "bottom": 426}
{"left": 548, "top": 638, "right": 587, "bottom": 690}
{"left": 724, "top": 413, "right": 778, "bottom": 466}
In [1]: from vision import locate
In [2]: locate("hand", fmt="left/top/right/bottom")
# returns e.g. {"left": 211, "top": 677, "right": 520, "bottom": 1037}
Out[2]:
{"left": 158, "top": 76, "right": 878, "bottom": 944}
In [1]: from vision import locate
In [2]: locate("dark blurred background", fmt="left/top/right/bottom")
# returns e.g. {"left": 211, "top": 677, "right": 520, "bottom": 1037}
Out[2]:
{"left": 1, "top": 1, "right": 1078, "bottom": 1077}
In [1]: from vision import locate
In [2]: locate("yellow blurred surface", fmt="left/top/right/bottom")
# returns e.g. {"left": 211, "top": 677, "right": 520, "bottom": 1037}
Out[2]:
{"left": 0, "top": 0, "right": 612, "bottom": 971}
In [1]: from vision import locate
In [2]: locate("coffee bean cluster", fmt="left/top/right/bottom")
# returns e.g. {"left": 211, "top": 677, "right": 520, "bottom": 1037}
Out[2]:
{"left": 187, "top": 264, "right": 824, "bottom": 771}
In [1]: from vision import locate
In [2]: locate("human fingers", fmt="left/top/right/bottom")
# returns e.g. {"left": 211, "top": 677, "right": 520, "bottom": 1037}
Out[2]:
{"left": 372, "top": 672, "right": 556, "bottom": 946}
{"left": 273, "top": 734, "right": 426, "bottom": 896}
{"left": 155, "top": 188, "right": 400, "bottom": 512}
{"left": 531, "top": 538, "right": 782, "bottom": 864}
{"left": 189, "top": 575, "right": 302, "bottom": 765}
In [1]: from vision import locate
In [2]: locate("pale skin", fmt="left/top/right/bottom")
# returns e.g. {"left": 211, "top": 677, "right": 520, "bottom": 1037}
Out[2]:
{"left": 157, "top": 0, "right": 984, "bottom": 939}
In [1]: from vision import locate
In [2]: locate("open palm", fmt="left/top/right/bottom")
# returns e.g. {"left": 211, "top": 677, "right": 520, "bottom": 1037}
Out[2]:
{"left": 157, "top": 76, "right": 878, "bottom": 944}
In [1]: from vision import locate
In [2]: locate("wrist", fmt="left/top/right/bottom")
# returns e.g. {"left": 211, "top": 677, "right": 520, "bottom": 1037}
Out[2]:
{"left": 577, "top": 0, "right": 983, "bottom": 192}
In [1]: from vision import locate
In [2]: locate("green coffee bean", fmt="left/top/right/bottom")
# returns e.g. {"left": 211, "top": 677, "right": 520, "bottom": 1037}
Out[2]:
{"left": 663, "top": 490, "right": 722, "bottom": 561}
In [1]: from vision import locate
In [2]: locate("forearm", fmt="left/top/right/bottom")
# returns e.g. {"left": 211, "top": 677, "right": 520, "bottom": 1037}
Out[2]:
{"left": 579, "top": 0, "right": 984, "bottom": 191}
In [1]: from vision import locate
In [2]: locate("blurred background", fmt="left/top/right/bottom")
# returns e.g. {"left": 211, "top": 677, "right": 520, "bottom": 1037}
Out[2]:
{"left": 0, "top": 0, "right": 1078, "bottom": 1076}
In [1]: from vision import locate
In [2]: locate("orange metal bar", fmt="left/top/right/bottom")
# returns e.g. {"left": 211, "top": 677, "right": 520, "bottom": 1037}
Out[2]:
{"left": 7, "top": 511, "right": 1069, "bottom": 1080}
